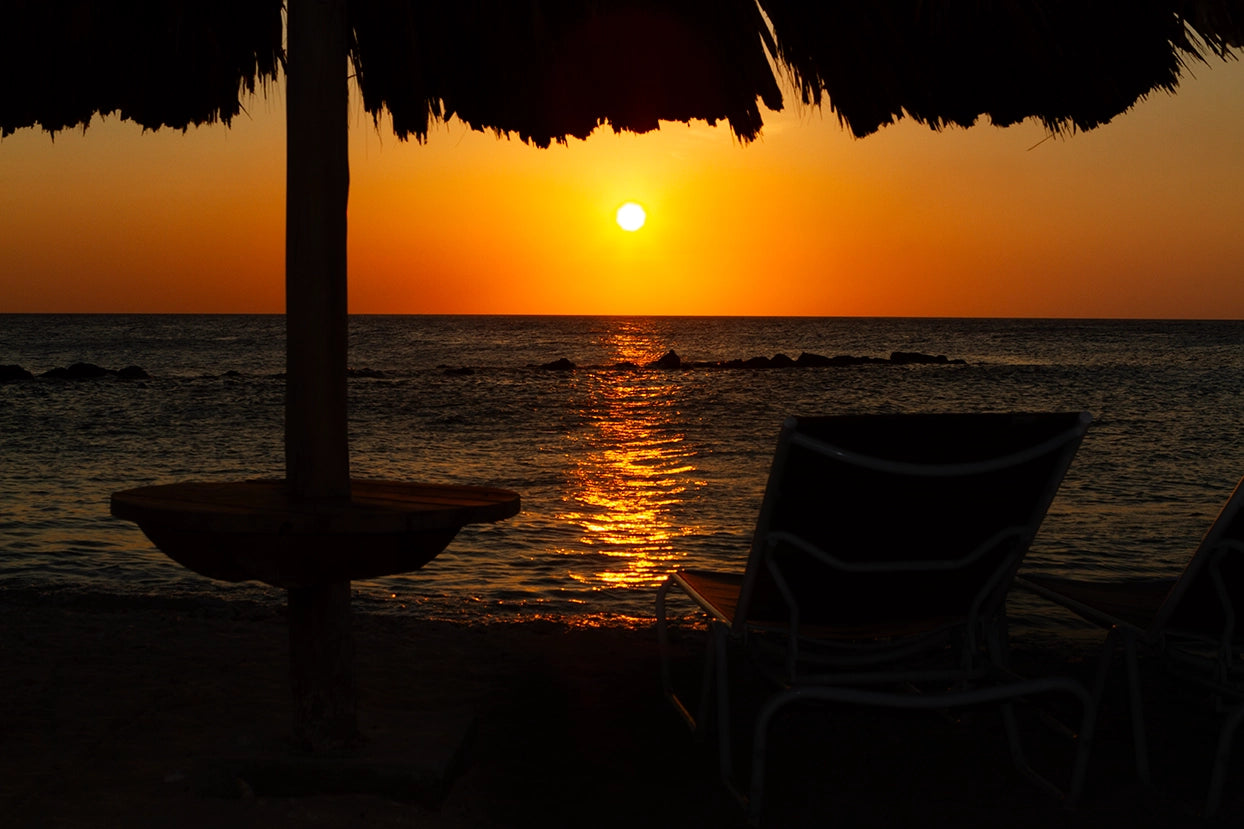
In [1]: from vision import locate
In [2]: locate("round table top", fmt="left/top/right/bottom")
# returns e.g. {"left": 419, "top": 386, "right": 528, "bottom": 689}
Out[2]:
{"left": 110, "top": 479, "right": 521, "bottom": 587}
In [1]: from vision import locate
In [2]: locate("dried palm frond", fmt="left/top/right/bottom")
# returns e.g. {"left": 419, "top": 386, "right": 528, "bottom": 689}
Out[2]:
{"left": 1, "top": 0, "right": 283, "bottom": 137}
{"left": 3, "top": 0, "right": 1241, "bottom": 142}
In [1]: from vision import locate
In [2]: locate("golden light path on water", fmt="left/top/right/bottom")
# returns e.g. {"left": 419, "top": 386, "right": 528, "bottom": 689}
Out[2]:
{"left": 559, "top": 320, "right": 704, "bottom": 592}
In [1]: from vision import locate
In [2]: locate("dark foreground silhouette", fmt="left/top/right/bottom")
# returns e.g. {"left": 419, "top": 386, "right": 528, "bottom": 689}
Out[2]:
{"left": 1, "top": 590, "right": 1236, "bottom": 828}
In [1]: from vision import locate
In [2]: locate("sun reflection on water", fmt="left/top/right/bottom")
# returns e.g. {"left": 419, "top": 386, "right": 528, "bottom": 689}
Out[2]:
{"left": 558, "top": 321, "right": 703, "bottom": 590}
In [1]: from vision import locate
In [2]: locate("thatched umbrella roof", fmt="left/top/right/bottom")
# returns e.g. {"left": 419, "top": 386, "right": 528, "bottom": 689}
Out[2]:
{"left": 5, "top": 1, "right": 1240, "bottom": 142}
{"left": 2, "top": 0, "right": 783, "bottom": 142}
{"left": 348, "top": 1, "right": 784, "bottom": 146}
{"left": 764, "top": 0, "right": 1243, "bottom": 138}
{"left": 1, "top": 0, "right": 284, "bottom": 136}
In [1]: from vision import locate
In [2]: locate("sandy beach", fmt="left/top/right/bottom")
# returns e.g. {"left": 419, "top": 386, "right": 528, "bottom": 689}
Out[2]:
{"left": 1, "top": 588, "right": 1238, "bottom": 828}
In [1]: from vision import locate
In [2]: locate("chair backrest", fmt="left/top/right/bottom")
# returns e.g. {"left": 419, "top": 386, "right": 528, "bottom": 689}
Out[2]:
{"left": 1154, "top": 478, "right": 1244, "bottom": 645}
{"left": 733, "top": 412, "right": 1092, "bottom": 633}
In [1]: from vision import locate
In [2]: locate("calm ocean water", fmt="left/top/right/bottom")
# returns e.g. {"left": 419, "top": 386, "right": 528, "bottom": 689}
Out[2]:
{"left": 2, "top": 315, "right": 1242, "bottom": 633}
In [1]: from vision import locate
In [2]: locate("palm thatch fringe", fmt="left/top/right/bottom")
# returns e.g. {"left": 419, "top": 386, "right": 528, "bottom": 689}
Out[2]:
{"left": 348, "top": 0, "right": 783, "bottom": 146}
{"left": 1181, "top": 0, "right": 1244, "bottom": 50}
{"left": 2, "top": 0, "right": 1241, "bottom": 142}
{"left": 1, "top": 0, "right": 283, "bottom": 138}
{"left": 761, "top": 0, "right": 1224, "bottom": 138}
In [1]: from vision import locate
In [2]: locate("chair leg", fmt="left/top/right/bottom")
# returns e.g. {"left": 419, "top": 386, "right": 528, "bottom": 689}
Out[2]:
{"left": 999, "top": 680, "right": 1095, "bottom": 806}
{"left": 1119, "top": 630, "right": 1151, "bottom": 785}
{"left": 656, "top": 580, "right": 675, "bottom": 699}
{"left": 1067, "top": 684, "right": 1097, "bottom": 807}
{"left": 1088, "top": 628, "right": 1115, "bottom": 713}
{"left": 711, "top": 621, "right": 735, "bottom": 785}
{"left": 656, "top": 579, "right": 698, "bottom": 728}
{"left": 1001, "top": 700, "right": 1030, "bottom": 773}
{"left": 1206, "top": 702, "right": 1244, "bottom": 817}
{"left": 1089, "top": 626, "right": 1150, "bottom": 785}
{"left": 696, "top": 629, "right": 718, "bottom": 734}
{"left": 749, "top": 688, "right": 797, "bottom": 823}
{"left": 657, "top": 579, "right": 715, "bottom": 732}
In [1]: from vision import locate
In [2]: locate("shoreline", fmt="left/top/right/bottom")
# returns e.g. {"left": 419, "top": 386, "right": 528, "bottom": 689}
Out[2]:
{"left": 1, "top": 590, "right": 1237, "bottom": 827}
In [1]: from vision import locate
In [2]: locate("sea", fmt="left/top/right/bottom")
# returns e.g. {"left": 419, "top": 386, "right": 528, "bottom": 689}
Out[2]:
{"left": 2, "top": 315, "right": 1242, "bottom": 636}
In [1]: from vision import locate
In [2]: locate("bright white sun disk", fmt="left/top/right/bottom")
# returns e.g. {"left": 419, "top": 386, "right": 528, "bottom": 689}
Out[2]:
{"left": 615, "top": 202, "right": 646, "bottom": 232}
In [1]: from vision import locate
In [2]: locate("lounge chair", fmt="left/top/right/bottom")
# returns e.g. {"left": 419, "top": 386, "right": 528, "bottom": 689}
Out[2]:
{"left": 656, "top": 411, "right": 1094, "bottom": 819}
{"left": 1017, "top": 477, "right": 1244, "bottom": 816}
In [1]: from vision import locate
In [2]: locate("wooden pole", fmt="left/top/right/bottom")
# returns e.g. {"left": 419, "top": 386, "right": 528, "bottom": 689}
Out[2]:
{"left": 288, "top": 580, "right": 356, "bottom": 751}
{"left": 286, "top": 0, "right": 350, "bottom": 500}
{"left": 285, "top": 0, "right": 356, "bottom": 752}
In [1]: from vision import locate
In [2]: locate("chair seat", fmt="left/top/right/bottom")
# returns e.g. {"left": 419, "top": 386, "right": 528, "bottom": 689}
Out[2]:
{"left": 1021, "top": 574, "right": 1173, "bottom": 632}
{"left": 675, "top": 568, "right": 976, "bottom": 642}
{"left": 673, "top": 570, "right": 744, "bottom": 622}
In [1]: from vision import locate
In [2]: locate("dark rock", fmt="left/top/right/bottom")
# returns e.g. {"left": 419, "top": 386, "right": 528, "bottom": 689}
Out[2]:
{"left": 890, "top": 351, "right": 949, "bottom": 365}
{"left": 68, "top": 362, "right": 110, "bottom": 378}
{"left": 840, "top": 354, "right": 887, "bottom": 366}
{"left": 646, "top": 350, "right": 681, "bottom": 370}
{"left": 795, "top": 352, "right": 833, "bottom": 367}
{"left": 116, "top": 365, "right": 150, "bottom": 380}
{"left": 741, "top": 356, "right": 772, "bottom": 369}
{"left": 612, "top": 361, "right": 640, "bottom": 370}
{"left": 539, "top": 358, "right": 576, "bottom": 371}
{"left": 0, "top": 364, "right": 33, "bottom": 383}
{"left": 770, "top": 353, "right": 796, "bottom": 368}
{"left": 798, "top": 352, "right": 875, "bottom": 367}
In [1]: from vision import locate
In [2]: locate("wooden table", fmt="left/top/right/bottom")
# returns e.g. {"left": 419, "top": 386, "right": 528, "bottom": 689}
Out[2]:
{"left": 112, "top": 477, "right": 522, "bottom": 763}
{"left": 111, "top": 478, "right": 521, "bottom": 588}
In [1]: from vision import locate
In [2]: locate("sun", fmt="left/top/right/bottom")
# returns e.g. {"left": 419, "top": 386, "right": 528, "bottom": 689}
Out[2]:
{"left": 615, "top": 202, "right": 647, "bottom": 232}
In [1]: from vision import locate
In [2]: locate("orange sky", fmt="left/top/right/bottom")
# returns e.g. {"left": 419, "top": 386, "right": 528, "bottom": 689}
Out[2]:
{"left": 3, "top": 60, "right": 1243, "bottom": 318}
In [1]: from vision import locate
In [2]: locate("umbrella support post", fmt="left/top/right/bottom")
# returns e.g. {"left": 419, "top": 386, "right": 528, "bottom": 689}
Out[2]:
{"left": 288, "top": 580, "right": 358, "bottom": 752}
{"left": 285, "top": 0, "right": 351, "bottom": 501}
{"left": 184, "top": 579, "right": 477, "bottom": 803}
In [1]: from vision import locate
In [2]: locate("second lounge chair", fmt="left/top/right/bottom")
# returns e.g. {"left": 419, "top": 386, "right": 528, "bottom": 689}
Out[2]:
{"left": 1018, "top": 477, "right": 1244, "bottom": 816}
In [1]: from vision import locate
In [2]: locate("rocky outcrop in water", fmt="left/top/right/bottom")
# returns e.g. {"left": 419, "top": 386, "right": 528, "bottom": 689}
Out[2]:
{"left": 717, "top": 353, "right": 800, "bottom": 369}
{"left": 890, "top": 351, "right": 964, "bottom": 365}
{"left": 1, "top": 363, "right": 150, "bottom": 382}
{"left": 1, "top": 365, "right": 34, "bottom": 383}
{"left": 528, "top": 349, "right": 966, "bottom": 372}
{"left": 16, "top": 362, "right": 151, "bottom": 381}
{"left": 646, "top": 350, "right": 682, "bottom": 369}
{"left": 41, "top": 362, "right": 109, "bottom": 380}
{"left": 2, "top": 352, "right": 965, "bottom": 382}
{"left": 795, "top": 352, "right": 885, "bottom": 367}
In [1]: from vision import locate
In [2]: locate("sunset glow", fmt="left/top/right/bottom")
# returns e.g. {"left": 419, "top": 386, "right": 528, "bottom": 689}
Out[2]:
{"left": 3, "top": 64, "right": 1244, "bottom": 317}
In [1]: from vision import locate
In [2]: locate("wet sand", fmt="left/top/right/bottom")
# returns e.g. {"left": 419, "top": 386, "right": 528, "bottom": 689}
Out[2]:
{"left": 1, "top": 589, "right": 1238, "bottom": 828}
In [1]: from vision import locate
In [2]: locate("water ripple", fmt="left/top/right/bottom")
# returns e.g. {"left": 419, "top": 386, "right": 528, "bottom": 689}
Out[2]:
{"left": 3, "top": 315, "right": 1243, "bottom": 632}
